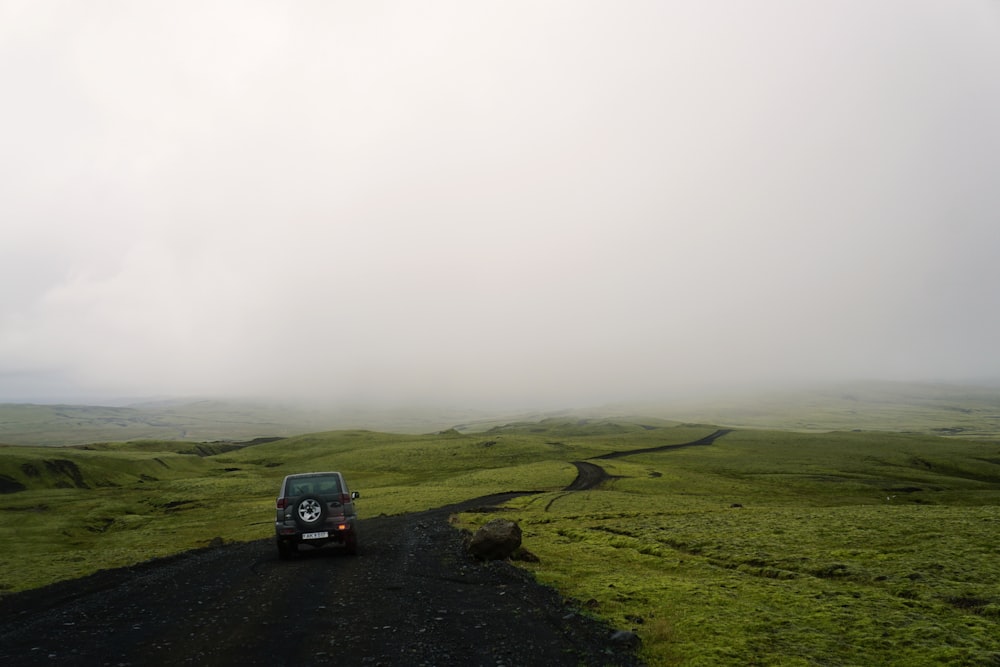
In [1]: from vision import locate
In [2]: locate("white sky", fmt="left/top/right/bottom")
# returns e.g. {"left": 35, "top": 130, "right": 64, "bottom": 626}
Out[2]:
{"left": 2, "top": 1, "right": 999, "bottom": 406}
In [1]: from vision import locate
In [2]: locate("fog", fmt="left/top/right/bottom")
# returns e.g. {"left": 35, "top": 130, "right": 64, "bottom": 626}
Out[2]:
{"left": 2, "top": 1, "right": 999, "bottom": 408}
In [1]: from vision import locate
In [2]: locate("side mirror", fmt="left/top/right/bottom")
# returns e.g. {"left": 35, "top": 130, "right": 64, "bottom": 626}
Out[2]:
{"left": 351, "top": 491, "right": 360, "bottom": 499}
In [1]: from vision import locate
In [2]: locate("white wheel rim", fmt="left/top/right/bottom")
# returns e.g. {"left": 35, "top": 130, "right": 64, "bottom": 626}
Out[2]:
{"left": 299, "top": 499, "right": 322, "bottom": 522}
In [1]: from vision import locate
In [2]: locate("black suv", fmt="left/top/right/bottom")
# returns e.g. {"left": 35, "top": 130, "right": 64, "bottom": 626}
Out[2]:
{"left": 274, "top": 472, "right": 360, "bottom": 558}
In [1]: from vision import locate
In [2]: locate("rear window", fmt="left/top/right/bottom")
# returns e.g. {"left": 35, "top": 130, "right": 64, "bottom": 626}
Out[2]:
{"left": 286, "top": 475, "right": 342, "bottom": 496}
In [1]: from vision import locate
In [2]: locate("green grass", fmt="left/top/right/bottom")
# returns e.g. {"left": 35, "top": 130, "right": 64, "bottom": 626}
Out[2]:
{"left": 459, "top": 429, "right": 1000, "bottom": 665}
{"left": 0, "top": 402, "right": 291, "bottom": 446}
{"left": 0, "top": 400, "right": 542, "bottom": 446}
{"left": 9, "top": 380, "right": 1000, "bottom": 447}
{"left": 1, "top": 416, "right": 999, "bottom": 665}
{"left": 619, "top": 380, "right": 1000, "bottom": 441}
{"left": 0, "top": 421, "right": 715, "bottom": 591}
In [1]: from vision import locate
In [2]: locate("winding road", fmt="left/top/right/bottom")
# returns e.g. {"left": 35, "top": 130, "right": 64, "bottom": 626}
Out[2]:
{"left": 565, "top": 428, "right": 733, "bottom": 487}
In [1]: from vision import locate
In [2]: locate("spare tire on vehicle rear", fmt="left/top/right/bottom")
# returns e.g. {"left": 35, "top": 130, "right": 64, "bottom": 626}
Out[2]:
{"left": 294, "top": 495, "right": 327, "bottom": 528}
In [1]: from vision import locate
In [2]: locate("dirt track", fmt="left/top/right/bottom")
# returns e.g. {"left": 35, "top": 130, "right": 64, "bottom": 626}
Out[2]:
{"left": 594, "top": 429, "right": 733, "bottom": 459}
{"left": 0, "top": 430, "right": 731, "bottom": 666}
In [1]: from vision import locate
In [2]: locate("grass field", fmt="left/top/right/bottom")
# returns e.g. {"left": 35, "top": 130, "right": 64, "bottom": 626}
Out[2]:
{"left": 461, "top": 428, "right": 1000, "bottom": 665}
{"left": 5, "top": 381, "right": 1000, "bottom": 447}
{"left": 616, "top": 380, "right": 1000, "bottom": 441}
{"left": 1, "top": 406, "right": 999, "bottom": 665}
{"left": 0, "top": 400, "right": 512, "bottom": 446}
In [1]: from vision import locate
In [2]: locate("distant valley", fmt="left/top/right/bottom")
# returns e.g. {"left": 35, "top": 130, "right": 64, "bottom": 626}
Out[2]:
{"left": 1, "top": 380, "right": 998, "bottom": 447}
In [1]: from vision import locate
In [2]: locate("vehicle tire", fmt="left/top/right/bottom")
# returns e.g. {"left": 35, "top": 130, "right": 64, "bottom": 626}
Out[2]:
{"left": 293, "top": 495, "right": 327, "bottom": 529}
{"left": 344, "top": 534, "right": 359, "bottom": 556}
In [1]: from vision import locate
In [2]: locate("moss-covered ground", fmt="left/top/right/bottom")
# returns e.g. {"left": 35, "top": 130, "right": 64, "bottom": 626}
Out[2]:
{"left": 1, "top": 418, "right": 998, "bottom": 665}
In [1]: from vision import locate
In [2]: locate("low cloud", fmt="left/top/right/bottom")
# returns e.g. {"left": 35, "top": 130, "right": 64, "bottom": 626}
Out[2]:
{"left": 2, "top": 1, "right": 999, "bottom": 406}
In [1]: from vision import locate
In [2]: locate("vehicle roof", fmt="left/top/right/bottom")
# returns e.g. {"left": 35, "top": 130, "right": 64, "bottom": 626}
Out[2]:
{"left": 284, "top": 472, "right": 343, "bottom": 479}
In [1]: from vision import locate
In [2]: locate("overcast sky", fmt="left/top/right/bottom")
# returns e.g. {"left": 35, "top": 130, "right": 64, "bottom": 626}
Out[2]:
{"left": 2, "top": 1, "right": 999, "bottom": 407}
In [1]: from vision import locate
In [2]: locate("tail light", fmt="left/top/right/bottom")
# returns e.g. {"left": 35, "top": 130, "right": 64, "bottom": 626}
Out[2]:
{"left": 340, "top": 493, "right": 351, "bottom": 505}
{"left": 276, "top": 498, "right": 288, "bottom": 509}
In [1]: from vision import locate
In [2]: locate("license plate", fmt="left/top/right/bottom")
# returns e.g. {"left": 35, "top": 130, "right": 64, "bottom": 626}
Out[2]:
{"left": 302, "top": 531, "right": 329, "bottom": 540}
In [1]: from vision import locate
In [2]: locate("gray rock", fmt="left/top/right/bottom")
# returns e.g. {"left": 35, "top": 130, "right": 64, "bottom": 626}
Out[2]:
{"left": 468, "top": 519, "right": 522, "bottom": 560}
